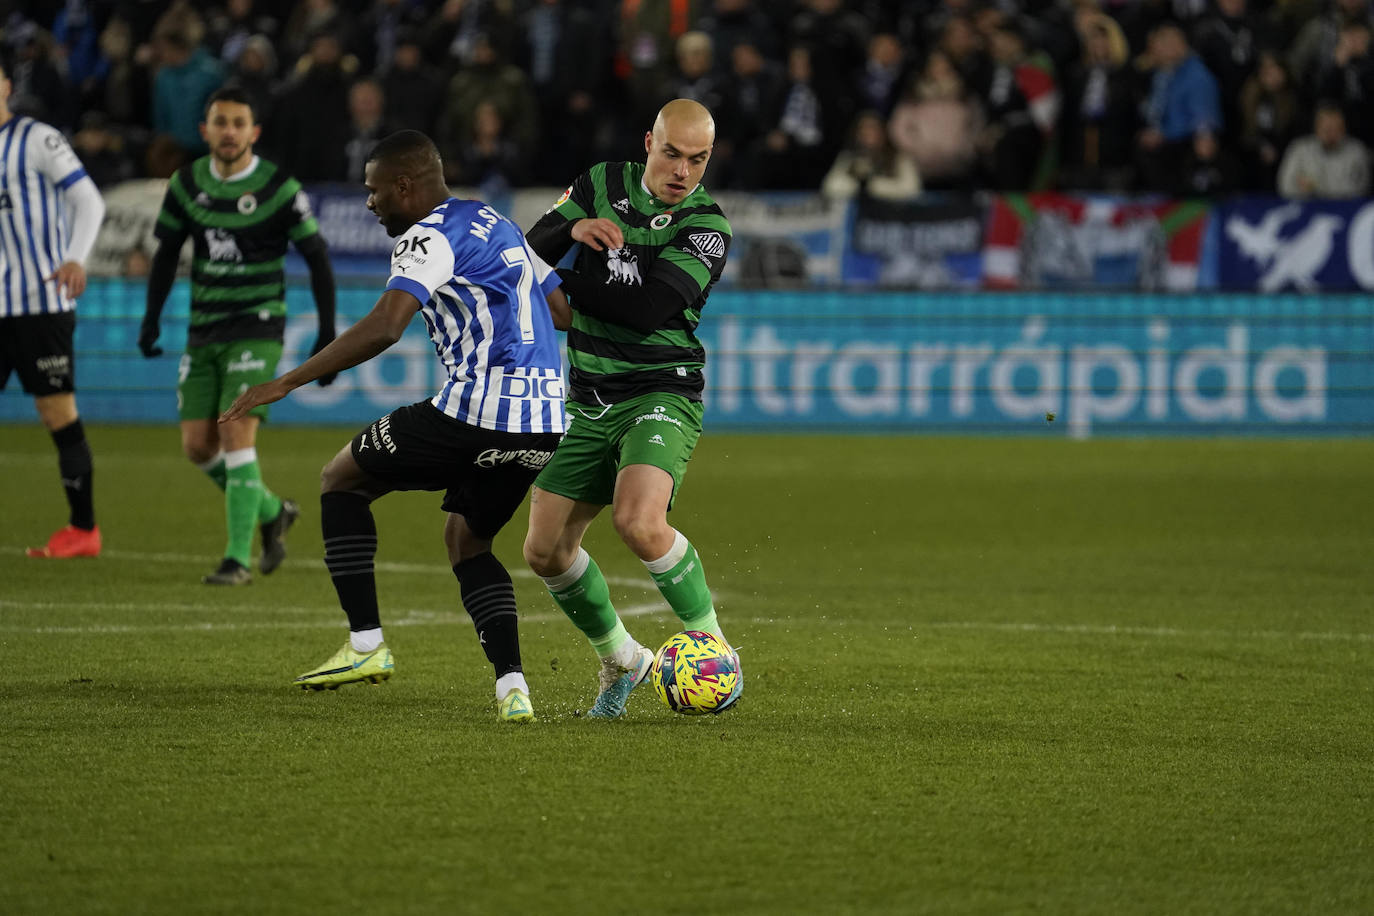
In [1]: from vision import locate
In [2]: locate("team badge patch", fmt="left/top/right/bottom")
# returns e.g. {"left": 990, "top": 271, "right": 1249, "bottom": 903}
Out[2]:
{"left": 650, "top": 213, "right": 673, "bottom": 230}
{"left": 688, "top": 231, "right": 726, "bottom": 258}
{"left": 237, "top": 193, "right": 258, "bottom": 215}
{"left": 554, "top": 186, "right": 572, "bottom": 207}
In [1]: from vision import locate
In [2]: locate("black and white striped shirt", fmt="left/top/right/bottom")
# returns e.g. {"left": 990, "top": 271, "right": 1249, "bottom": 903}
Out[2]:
{"left": 0, "top": 116, "right": 103, "bottom": 317}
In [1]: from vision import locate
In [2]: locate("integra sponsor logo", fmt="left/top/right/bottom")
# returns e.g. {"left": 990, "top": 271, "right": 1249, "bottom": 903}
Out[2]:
{"left": 475, "top": 448, "right": 554, "bottom": 470}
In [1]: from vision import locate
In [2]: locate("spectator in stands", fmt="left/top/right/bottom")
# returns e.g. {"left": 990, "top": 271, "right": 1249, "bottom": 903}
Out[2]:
{"left": 268, "top": 30, "right": 353, "bottom": 181}
{"left": 855, "top": 32, "right": 913, "bottom": 119}
{"left": 934, "top": 14, "right": 992, "bottom": 100}
{"left": 72, "top": 111, "right": 140, "bottom": 187}
{"left": 617, "top": 0, "right": 707, "bottom": 134}
{"left": 790, "top": 0, "right": 870, "bottom": 156}
{"left": 227, "top": 34, "right": 278, "bottom": 125}
{"left": 206, "top": 0, "right": 281, "bottom": 66}
{"left": 93, "top": 16, "right": 151, "bottom": 130}
{"left": 53, "top": 1, "right": 106, "bottom": 117}
{"left": 1239, "top": 50, "right": 1301, "bottom": 190}
{"left": 696, "top": 0, "right": 779, "bottom": 74}
{"left": 351, "top": 0, "right": 428, "bottom": 76}
{"left": 380, "top": 29, "right": 443, "bottom": 135}
{"left": 514, "top": 0, "right": 609, "bottom": 184}
{"left": 716, "top": 38, "right": 786, "bottom": 187}
{"left": 1135, "top": 21, "right": 1221, "bottom": 192}
{"left": 889, "top": 49, "right": 982, "bottom": 190}
{"left": 1277, "top": 102, "right": 1371, "bottom": 197}
{"left": 977, "top": 19, "right": 1060, "bottom": 191}
{"left": 438, "top": 32, "right": 538, "bottom": 184}
{"left": 450, "top": 99, "right": 529, "bottom": 195}
{"left": 1288, "top": 0, "right": 1373, "bottom": 96}
{"left": 821, "top": 109, "right": 921, "bottom": 199}
{"left": 343, "top": 79, "right": 386, "bottom": 183}
{"left": 753, "top": 44, "right": 831, "bottom": 189}
{"left": 151, "top": 12, "right": 226, "bottom": 159}
{"left": 1191, "top": 0, "right": 1263, "bottom": 146}
{"left": 1176, "top": 129, "right": 1239, "bottom": 195}
{"left": 281, "top": 0, "right": 350, "bottom": 67}
{"left": 5, "top": 19, "right": 74, "bottom": 129}
{"left": 1062, "top": 11, "right": 1138, "bottom": 190}
{"left": 663, "top": 31, "right": 727, "bottom": 114}
{"left": 1313, "top": 20, "right": 1374, "bottom": 145}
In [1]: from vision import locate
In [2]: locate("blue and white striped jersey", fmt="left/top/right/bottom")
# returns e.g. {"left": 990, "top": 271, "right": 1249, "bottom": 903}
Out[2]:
{"left": 385, "top": 198, "right": 565, "bottom": 434}
{"left": 0, "top": 117, "right": 90, "bottom": 317}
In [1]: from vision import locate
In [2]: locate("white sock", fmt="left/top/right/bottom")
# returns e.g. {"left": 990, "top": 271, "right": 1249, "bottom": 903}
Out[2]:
{"left": 495, "top": 671, "right": 529, "bottom": 701}
{"left": 350, "top": 627, "right": 384, "bottom": 653}
{"left": 196, "top": 450, "right": 226, "bottom": 473}
{"left": 539, "top": 547, "right": 590, "bottom": 590}
{"left": 224, "top": 447, "right": 257, "bottom": 470}
{"left": 642, "top": 530, "right": 689, "bottom": 574}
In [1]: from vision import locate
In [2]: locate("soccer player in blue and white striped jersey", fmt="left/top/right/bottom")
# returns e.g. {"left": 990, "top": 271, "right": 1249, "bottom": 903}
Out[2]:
{"left": 222, "top": 131, "right": 568, "bottom": 721}
{"left": 0, "top": 57, "right": 107, "bottom": 558}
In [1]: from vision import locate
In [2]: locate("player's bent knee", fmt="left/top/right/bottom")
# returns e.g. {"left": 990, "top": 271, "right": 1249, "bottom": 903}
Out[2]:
{"left": 522, "top": 535, "right": 567, "bottom": 578}
{"left": 612, "top": 510, "right": 670, "bottom": 558}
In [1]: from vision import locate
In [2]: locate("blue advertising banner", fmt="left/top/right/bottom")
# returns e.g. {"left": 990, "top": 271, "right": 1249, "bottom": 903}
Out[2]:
{"left": 1216, "top": 198, "right": 1374, "bottom": 292}
{"left": 4, "top": 282, "right": 1368, "bottom": 436}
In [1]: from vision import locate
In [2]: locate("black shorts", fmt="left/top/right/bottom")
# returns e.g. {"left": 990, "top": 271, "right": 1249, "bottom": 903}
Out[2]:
{"left": 0, "top": 312, "right": 76, "bottom": 396}
{"left": 350, "top": 400, "right": 561, "bottom": 540}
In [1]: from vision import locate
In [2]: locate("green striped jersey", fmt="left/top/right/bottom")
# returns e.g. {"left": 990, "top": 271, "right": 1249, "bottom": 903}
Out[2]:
{"left": 526, "top": 161, "right": 731, "bottom": 403}
{"left": 154, "top": 155, "right": 322, "bottom": 346}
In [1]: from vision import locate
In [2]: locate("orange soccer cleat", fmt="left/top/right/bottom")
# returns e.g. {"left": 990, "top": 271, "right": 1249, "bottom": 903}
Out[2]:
{"left": 26, "top": 524, "right": 102, "bottom": 558}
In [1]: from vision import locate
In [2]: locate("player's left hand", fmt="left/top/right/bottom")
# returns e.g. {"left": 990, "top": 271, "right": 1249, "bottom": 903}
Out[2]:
{"left": 48, "top": 261, "right": 87, "bottom": 299}
{"left": 310, "top": 332, "right": 338, "bottom": 386}
{"left": 220, "top": 379, "right": 291, "bottom": 423}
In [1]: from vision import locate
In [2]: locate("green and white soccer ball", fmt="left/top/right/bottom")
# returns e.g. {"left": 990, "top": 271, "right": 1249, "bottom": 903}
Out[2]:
{"left": 650, "top": 630, "right": 741, "bottom": 715}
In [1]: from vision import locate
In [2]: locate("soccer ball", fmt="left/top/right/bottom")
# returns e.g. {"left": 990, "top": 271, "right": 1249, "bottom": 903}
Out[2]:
{"left": 650, "top": 630, "right": 740, "bottom": 715}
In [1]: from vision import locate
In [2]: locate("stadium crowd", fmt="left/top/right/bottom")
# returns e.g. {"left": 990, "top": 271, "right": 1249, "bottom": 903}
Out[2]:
{"left": 4, "top": 0, "right": 1373, "bottom": 199}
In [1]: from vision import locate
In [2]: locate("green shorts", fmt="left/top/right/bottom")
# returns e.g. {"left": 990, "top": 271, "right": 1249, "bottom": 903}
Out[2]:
{"left": 535, "top": 392, "right": 704, "bottom": 508}
{"left": 177, "top": 339, "right": 283, "bottom": 421}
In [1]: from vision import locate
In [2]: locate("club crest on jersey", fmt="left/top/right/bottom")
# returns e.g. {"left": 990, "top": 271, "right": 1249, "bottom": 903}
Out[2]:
{"left": 237, "top": 193, "right": 258, "bottom": 215}
{"left": 605, "top": 247, "right": 642, "bottom": 286}
{"left": 650, "top": 213, "right": 673, "bottom": 230}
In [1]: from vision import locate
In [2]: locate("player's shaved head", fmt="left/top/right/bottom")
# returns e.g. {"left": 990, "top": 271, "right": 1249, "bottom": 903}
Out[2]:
{"left": 652, "top": 99, "right": 716, "bottom": 147}
{"left": 643, "top": 99, "right": 715, "bottom": 205}
{"left": 367, "top": 129, "right": 444, "bottom": 185}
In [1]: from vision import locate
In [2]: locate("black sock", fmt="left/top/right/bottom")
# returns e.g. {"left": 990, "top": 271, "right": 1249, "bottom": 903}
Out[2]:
{"left": 454, "top": 552, "right": 522, "bottom": 678}
{"left": 321, "top": 491, "right": 380, "bottom": 632}
{"left": 51, "top": 419, "right": 94, "bottom": 530}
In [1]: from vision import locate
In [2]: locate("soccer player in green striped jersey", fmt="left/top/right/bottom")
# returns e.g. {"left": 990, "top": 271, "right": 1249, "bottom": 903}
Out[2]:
{"left": 522, "top": 99, "right": 741, "bottom": 718}
{"left": 139, "top": 87, "right": 337, "bottom": 586}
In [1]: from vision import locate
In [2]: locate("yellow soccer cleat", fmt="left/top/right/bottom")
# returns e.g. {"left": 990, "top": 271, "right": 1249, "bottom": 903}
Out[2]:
{"left": 294, "top": 642, "right": 394, "bottom": 690}
{"left": 498, "top": 688, "right": 535, "bottom": 723}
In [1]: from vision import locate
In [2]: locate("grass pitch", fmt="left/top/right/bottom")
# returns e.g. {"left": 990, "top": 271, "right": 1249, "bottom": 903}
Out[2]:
{"left": 2, "top": 425, "right": 1371, "bottom": 915}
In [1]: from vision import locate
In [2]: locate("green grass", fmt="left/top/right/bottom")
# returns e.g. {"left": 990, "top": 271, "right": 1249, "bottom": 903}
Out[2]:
{"left": 2, "top": 425, "right": 1371, "bottom": 914}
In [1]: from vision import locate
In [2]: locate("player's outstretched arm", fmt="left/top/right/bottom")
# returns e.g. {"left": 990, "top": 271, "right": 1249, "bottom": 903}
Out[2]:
{"left": 219, "top": 288, "right": 420, "bottom": 423}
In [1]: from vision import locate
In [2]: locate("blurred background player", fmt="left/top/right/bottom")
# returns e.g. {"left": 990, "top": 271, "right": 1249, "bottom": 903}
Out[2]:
{"left": 0, "top": 56, "right": 107, "bottom": 559}
{"left": 522, "top": 98, "right": 740, "bottom": 718}
{"left": 221, "top": 130, "right": 567, "bottom": 723}
{"left": 139, "top": 87, "right": 337, "bottom": 585}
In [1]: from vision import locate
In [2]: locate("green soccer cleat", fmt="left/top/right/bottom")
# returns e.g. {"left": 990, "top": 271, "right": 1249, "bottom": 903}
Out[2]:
{"left": 498, "top": 688, "right": 535, "bottom": 723}
{"left": 294, "top": 642, "right": 394, "bottom": 690}
{"left": 586, "top": 646, "right": 654, "bottom": 719}
{"left": 259, "top": 498, "right": 300, "bottom": 575}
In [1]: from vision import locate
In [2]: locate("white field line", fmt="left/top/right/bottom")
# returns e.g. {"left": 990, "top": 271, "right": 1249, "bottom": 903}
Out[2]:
{"left": 921, "top": 619, "right": 1373, "bottom": 643}
{"left": 0, "top": 600, "right": 671, "bottom": 635}
{"left": 0, "top": 545, "right": 660, "bottom": 591}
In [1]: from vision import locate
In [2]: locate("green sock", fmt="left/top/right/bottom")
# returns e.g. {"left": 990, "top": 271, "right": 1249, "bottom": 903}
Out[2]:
{"left": 646, "top": 534, "right": 723, "bottom": 641}
{"left": 201, "top": 452, "right": 279, "bottom": 523}
{"left": 224, "top": 457, "right": 265, "bottom": 566}
{"left": 541, "top": 550, "right": 627, "bottom": 659}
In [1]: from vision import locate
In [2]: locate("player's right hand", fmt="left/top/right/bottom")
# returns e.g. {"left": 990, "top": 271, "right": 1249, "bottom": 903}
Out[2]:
{"left": 570, "top": 218, "right": 624, "bottom": 252}
{"left": 138, "top": 321, "right": 163, "bottom": 358}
